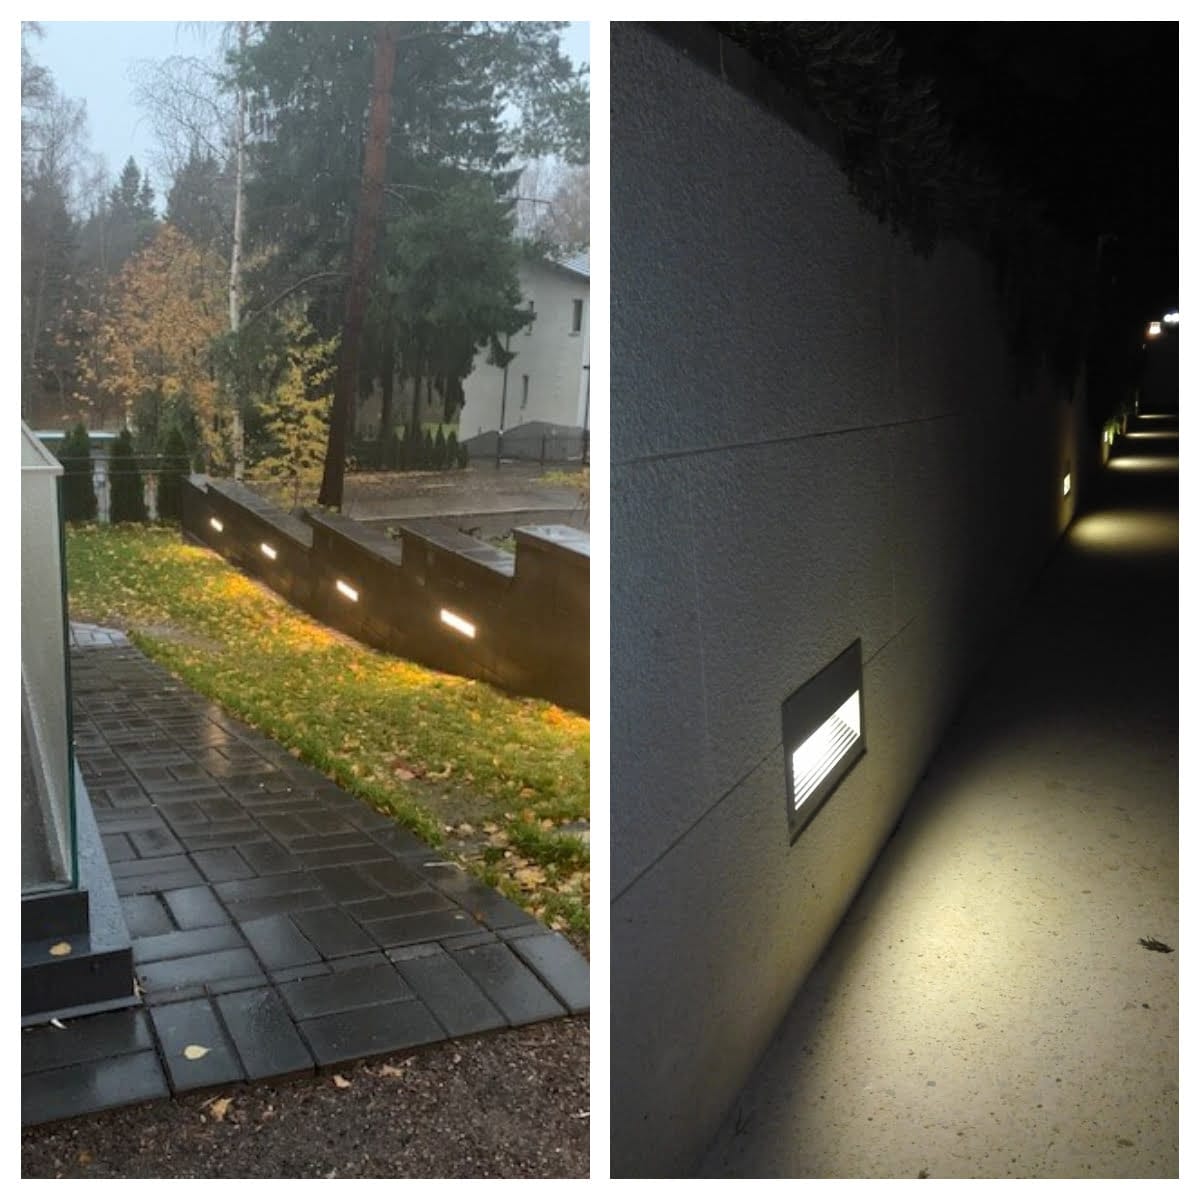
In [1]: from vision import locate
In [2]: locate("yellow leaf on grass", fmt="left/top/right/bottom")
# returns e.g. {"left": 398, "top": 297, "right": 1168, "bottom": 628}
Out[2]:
{"left": 49, "top": 942, "right": 72, "bottom": 957}
{"left": 183, "top": 1045, "right": 210, "bottom": 1060}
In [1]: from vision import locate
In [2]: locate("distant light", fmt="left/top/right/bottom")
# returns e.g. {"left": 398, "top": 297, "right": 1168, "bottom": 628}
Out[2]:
{"left": 1163, "top": 312, "right": 1179, "bottom": 325}
{"left": 440, "top": 608, "right": 476, "bottom": 639}
{"left": 209, "top": 517, "right": 224, "bottom": 533}
{"left": 1063, "top": 472, "right": 1072, "bottom": 497}
{"left": 1147, "top": 321, "right": 1162, "bottom": 338}
{"left": 335, "top": 579, "right": 359, "bottom": 602}
{"left": 260, "top": 542, "right": 277, "bottom": 560}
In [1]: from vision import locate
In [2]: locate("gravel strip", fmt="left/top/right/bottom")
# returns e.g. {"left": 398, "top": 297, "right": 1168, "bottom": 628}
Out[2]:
{"left": 23, "top": 1017, "right": 589, "bottom": 1178}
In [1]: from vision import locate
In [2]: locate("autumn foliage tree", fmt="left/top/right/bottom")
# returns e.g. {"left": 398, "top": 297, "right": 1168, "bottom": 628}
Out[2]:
{"left": 90, "top": 224, "right": 227, "bottom": 464}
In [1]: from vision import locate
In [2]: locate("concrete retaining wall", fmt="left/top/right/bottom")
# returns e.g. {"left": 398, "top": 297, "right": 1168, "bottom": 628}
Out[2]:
{"left": 611, "top": 24, "right": 1081, "bottom": 1176}
{"left": 181, "top": 477, "right": 589, "bottom": 714}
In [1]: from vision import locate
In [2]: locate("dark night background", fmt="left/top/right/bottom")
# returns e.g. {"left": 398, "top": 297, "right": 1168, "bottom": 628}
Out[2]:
{"left": 887, "top": 22, "right": 1178, "bottom": 416}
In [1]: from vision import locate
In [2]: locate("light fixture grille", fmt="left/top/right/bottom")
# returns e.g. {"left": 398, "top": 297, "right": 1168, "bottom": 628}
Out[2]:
{"left": 791, "top": 691, "right": 861, "bottom": 811}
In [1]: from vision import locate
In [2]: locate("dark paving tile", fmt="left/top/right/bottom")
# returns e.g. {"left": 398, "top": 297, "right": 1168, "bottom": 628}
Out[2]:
{"left": 225, "top": 891, "right": 331, "bottom": 923}
{"left": 393, "top": 948, "right": 507, "bottom": 1038}
{"left": 240, "top": 915, "right": 322, "bottom": 972}
{"left": 106, "top": 783, "right": 153, "bottom": 809}
{"left": 213, "top": 872, "right": 318, "bottom": 903}
{"left": 280, "top": 962, "right": 412, "bottom": 1020}
{"left": 368, "top": 826, "right": 432, "bottom": 856}
{"left": 290, "top": 907, "right": 376, "bottom": 959}
{"left": 161, "top": 885, "right": 232, "bottom": 930}
{"left": 215, "top": 988, "right": 315, "bottom": 1080}
{"left": 121, "top": 894, "right": 176, "bottom": 938}
{"left": 368, "top": 908, "right": 480, "bottom": 949}
{"left": 440, "top": 931, "right": 499, "bottom": 952}
{"left": 102, "top": 832, "right": 137, "bottom": 863}
{"left": 297, "top": 810, "right": 358, "bottom": 836}
{"left": 95, "top": 811, "right": 169, "bottom": 834}
{"left": 269, "top": 962, "right": 332, "bottom": 986}
{"left": 309, "top": 866, "right": 383, "bottom": 904}
{"left": 237, "top": 839, "right": 296, "bottom": 875}
{"left": 510, "top": 933, "right": 590, "bottom": 1013}
{"left": 192, "top": 847, "right": 256, "bottom": 883}
{"left": 432, "top": 875, "right": 541, "bottom": 931}
{"left": 156, "top": 800, "right": 210, "bottom": 826}
{"left": 23, "top": 1008, "right": 155, "bottom": 1074}
{"left": 133, "top": 924, "right": 245, "bottom": 964}
{"left": 115, "top": 864, "right": 205, "bottom": 896}
{"left": 346, "top": 889, "right": 453, "bottom": 924}
{"left": 295, "top": 843, "right": 392, "bottom": 870}
{"left": 137, "top": 947, "right": 264, "bottom": 995}
{"left": 22, "top": 1051, "right": 168, "bottom": 1126}
{"left": 128, "top": 827, "right": 184, "bottom": 858}
{"left": 257, "top": 813, "right": 313, "bottom": 840}
{"left": 288, "top": 831, "right": 381, "bottom": 854}
{"left": 356, "top": 859, "right": 428, "bottom": 895}
{"left": 176, "top": 822, "right": 265, "bottom": 852}
{"left": 149, "top": 999, "right": 244, "bottom": 1092}
{"left": 299, "top": 999, "right": 444, "bottom": 1067}
{"left": 112, "top": 854, "right": 192, "bottom": 879}
{"left": 328, "top": 951, "right": 392, "bottom": 973}
{"left": 452, "top": 943, "right": 567, "bottom": 1026}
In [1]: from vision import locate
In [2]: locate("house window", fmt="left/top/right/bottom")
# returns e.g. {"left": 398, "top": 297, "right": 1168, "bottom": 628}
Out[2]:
{"left": 525, "top": 299, "right": 535, "bottom": 334}
{"left": 521, "top": 375, "right": 530, "bottom": 411}
{"left": 571, "top": 298, "right": 584, "bottom": 334}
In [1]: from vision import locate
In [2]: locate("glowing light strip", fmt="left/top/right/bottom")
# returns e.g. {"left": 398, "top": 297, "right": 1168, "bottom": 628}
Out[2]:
{"left": 791, "top": 691, "right": 861, "bottom": 812}
{"left": 335, "top": 579, "right": 359, "bottom": 602}
{"left": 439, "top": 608, "right": 476, "bottom": 639}
{"left": 1063, "top": 473, "right": 1071, "bottom": 497}
{"left": 260, "top": 542, "right": 277, "bottom": 560}
{"left": 209, "top": 517, "right": 224, "bottom": 533}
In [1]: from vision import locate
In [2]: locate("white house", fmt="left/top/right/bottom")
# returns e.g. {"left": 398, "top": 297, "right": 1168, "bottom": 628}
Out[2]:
{"left": 458, "top": 251, "right": 590, "bottom": 437}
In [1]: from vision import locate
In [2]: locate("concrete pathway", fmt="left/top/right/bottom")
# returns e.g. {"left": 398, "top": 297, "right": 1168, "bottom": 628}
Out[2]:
{"left": 23, "top": 633, "right": 588, "bottom": 1126}
{"left": 699, "top": 415, "right": 1178, "bottom": 1178}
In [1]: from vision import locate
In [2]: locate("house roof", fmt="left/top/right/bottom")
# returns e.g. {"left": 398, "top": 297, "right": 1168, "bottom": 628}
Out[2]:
{"left": 550, "top": 249, "right": 589, "bottom": 280}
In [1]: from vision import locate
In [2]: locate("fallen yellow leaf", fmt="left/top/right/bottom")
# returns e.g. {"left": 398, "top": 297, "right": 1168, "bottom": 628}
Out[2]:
{"left": 332, "top": 1074, "right": 351, "bottom": 1089}
{"left": 377, "top": 1063, "right": 405, "bottom": 1078}
{"left": 183, "top": 1045, "right": 210, "bottom": 1060}
{"left": 208, "top": 1096, "right": 233, "bottom": 1121}
{"left": 49, "top": 942, "right": 72, "bottom": 957}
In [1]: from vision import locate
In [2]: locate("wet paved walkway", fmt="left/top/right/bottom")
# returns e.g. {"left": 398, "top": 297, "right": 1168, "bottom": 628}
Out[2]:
{"left": 700, "top": 414, "right": 1178, "bottom": 1178}
{"left": 22, "top": 632, "right": 588, "bottom": 1126}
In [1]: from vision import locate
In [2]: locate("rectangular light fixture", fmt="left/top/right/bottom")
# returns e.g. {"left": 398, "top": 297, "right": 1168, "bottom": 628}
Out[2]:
{"left": 260, "top": 542, "right": 277, "bottom": 561}
{"left": 209, "top": 517, "right": 224, "bottom": 533}
{"left": 1063, "top": 471, "right": 1072, "bottom": 496}
{"left": 782, "top": 640, "right": 865, "bottom": 842}
{"left": 1147, "top": 321, "right": 1162, "bottom": 337}
{"left": 335, "top": 579, "right": 359, "bottom": 602}
{"left": 439, "top": 608, "right": 476, "bottom": 639}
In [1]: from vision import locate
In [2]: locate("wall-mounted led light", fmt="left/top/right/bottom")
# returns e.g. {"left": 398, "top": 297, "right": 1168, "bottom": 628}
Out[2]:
{"left": 335, "top": 579, "right": 359, "bottom": 602}
{"left": 1063, "top": 471, "right": 1072, "bottom": 497}
{"left": 782, "top": 640, "right": 865, "bottom": 842}
{"left": 1163, "top": 311, "right": 1179, "bottom": 325}
{"left": 260, "top": 542, "right": 277, "bottom": 561}
{"left": 439, "top": 608, "right": 476, "bottom": 639}
{"left": 1147, "top": 321, "right": 1162, "bottom": 338}
{"left": 209, "top": 517, "right": 224, "bottom": 533}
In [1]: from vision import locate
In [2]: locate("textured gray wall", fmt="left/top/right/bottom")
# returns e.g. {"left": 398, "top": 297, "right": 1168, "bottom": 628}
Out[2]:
{"left": 611, "top": 25, "right": 1081, "bottom": 1176}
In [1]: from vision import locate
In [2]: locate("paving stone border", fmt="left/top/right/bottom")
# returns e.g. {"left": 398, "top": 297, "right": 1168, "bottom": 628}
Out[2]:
{"left": 22, "top": 633, "right": 588, "bottom": 1127}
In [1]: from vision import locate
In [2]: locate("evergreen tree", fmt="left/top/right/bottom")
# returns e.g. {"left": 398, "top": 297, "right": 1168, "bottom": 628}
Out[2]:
{"left": 433, "top": 425, "right": 447, "bottom": 469}
{"left": 156, "top": 425, "right": 190, "bottom": 521}
{"left": 422, "top": 428, "right": 434, "bottom": 469}
{"left": 446, "top": 429, "right": 459, "bottom": 471}
{"left": 59, "top": 422, "right": 97, "bottom": 522}
{"left": 108, "top": 428, "right": 147, "bottom": 523}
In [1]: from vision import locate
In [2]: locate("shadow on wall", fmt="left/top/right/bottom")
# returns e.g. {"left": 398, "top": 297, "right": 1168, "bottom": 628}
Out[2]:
{"left": 181, "top": 476, "right": 589, "bottom": 714}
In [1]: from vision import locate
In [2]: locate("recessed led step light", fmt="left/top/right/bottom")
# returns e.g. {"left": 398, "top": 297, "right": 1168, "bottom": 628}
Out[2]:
{"left": 782, "top": 640, "right": 866, "bottom": 842}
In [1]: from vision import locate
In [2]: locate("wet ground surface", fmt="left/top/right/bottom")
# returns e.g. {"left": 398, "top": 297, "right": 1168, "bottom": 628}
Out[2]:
{"left": 22, "top": 1018, "right": 589, "bottom": 1178}
{"left": 700, "top": 415, "right": 1178, "bottom": 1178}
{"left": 22, "top": 630, "right": 588, "bottom": 1137}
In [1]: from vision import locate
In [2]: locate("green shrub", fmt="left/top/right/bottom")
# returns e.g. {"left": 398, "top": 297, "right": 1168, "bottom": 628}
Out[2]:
{"left": 59, "top": 422, "right": 98, "bottom": 522}
{"left": 446, "top": 430, "right": 459, "bottom": 470}
{"left": 422, "top": 428, "right": 434, "bottom": 469}
{"left": 433, "top": 426, "right": 447, "bottom": 469}
{"left": 109, "top": 428, "right": 147, "bottom": 524}
{"left": 156, "top": 426, "right": 190, "bottom": 521}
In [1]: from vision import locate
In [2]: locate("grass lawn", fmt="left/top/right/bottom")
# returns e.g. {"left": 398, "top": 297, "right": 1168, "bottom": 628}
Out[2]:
{"left": 65, "top": 523, "right": 589, "bottom": 936}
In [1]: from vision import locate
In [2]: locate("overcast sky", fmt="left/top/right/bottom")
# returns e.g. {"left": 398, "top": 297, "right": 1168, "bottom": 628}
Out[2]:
{"left": 31, "top": 21, "right": 590, "bottom": 202}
